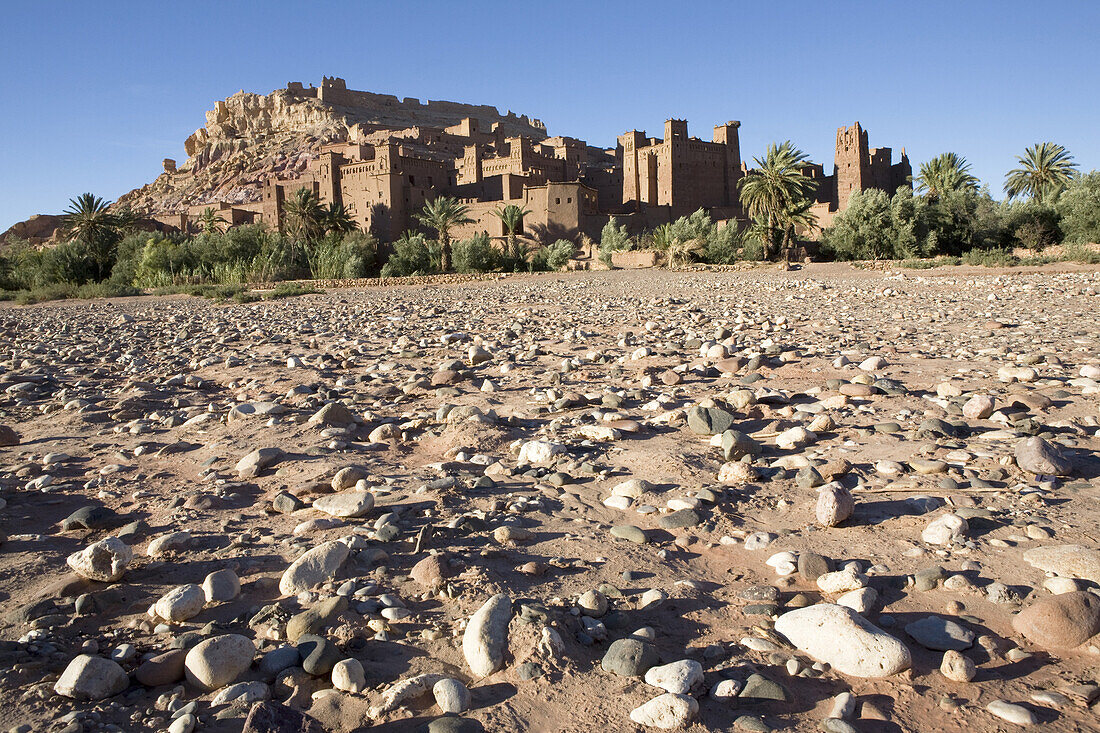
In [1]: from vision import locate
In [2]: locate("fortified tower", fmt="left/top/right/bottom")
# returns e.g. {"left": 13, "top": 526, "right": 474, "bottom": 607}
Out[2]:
{"left": 834, "top": 122, "right": 870, "bottom": 211}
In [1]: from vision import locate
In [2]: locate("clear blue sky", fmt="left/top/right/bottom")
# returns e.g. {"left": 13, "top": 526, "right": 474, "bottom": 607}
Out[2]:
{"left": 2, "top": 0, "right": 1097, "bottom": 231}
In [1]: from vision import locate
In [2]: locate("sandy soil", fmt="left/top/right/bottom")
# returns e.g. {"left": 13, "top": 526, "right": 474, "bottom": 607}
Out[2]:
{"left": 0, "top": 264, "right": 1098, "bottom": 733}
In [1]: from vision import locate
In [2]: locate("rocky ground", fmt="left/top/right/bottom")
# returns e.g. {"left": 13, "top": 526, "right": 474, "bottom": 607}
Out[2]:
{"left": 0, "top": 263, "right": 1099, "bottom": 733}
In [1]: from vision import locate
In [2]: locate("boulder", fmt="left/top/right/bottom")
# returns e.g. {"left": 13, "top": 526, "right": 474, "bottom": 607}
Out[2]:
{"left": 184, "top": 634, "right": 255, "bottom": 690}
{"left": 54, "top": 655, "right": 128, "bottom": 699}
{"left": 462, "top": 594, "right": 512, "bottom": 677}
{"left": 1011, "top": 591, "right": 1100, "bottom": 649}
{"left": 66, "top": 537, "right": 132, "bottom": 582}
{"left": 279, "top": 540, "right": 350, "bottom": 596}
{"left": 775, "top": 604, "right": 911, "bottom": 678}
{"left": 1015, "top": 437, "right": 1073, "bottom": 476}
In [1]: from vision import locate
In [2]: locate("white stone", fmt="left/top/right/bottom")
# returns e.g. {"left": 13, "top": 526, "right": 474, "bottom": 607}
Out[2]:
{"left": 153, "top": 584, "right": 205, "bottom": 622}
{"left": 313, "top": 490, "right": 375, "bottom": 518}
{"left": 629, "top": 693, "right": 699, "bottom": 729}
{"left": 66, "top": 537, "right": 132, "bottom": 582}
{"left": 644, "top": 659, "right": 703, "bottom": 694}
{"left": 202, "top": 568, "right": 240, "bottom": 602}
{"left": 776, "top": 426, "right": 815, "bottom": 450}
{"left": 710, "top": 679, "right": 742, "bottom": 700}
{"left": 211, "top": 681, "right": 269, "bottom": 705}
{"left": 432, "top": 677, "right": 471, "bottom": 713}
{"left": 462, "top": 593, "right": 512, "bottom": 677}
{"left": 517, "top": 440, "right": 565, "bottom": 465}
{"left": 54, "top": 655, "right": 129, "bottom": 700}
{"left": 332, "top": 658, "right": 366, "bottom": 693}
{"left": 774, "top": 604, "right": 911, "bottom": 678}
{"left": 817, "top": 569, "right": 868, "bottom": 593}
{"left": 836, "top": 587, "right": 877, "bottom": 614}
{"left": 986, "top": 700, "right": 1037, "bottom": 726}
{"left": 1043, "top": 577, "right": 1080, "bottom": 595}
{"left": 922, "top": 513, "right": 969, "bottom": 545}
{"left": 183, "top": 634, "right": 255, "bottom": 691}
{"left": 940, "top": 650, "right": 976, "bottom": 682}
{"left": 147, "top": 531, "right": 191, "bottom": 557}
{"left": 279, "top": 540, "right": 351, "bottom": 596}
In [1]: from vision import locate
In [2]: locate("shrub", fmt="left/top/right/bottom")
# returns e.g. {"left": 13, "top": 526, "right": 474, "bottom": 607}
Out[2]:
{"left": 823, "top": 189, "right": 916, "bottom": 260}
{"left": 1062, "top": 242, "right": 1100, "bottom": 264}
{"left": 704, "top": 224, "right": 740, "bottom": 264}
{"left": 500, "top": 238, "right": 529, "bottom": 272}
{"left": 961, "top": 248, "right": 1017, "bottom": 266}
{"left": 453, "top": 232, "right": 500, "bottom": 273}
{"left": 307, "top": 231, "right": 378, "bottom": 280}
{"left": 265, "top": 282, "right": 321, "bottom": 299}
{"left": 14, "top": 283, "right": 78, "bottom": 304}
{"left": 1057, "top": 171, "right": 1100, "bottom": 244}
{"left": 544, "top": 239, "right": 576, "bottom": 270}
{"left": 381, "top": 232, "right": 434, "bottom": 277}
{"left": 599, "top": 217, "right": 632, "bottom": 267}
{"left": 1003, "top": 200, "right": 1062, "bottom": 251}
{"left": 76, "top": 282, "right": 140, "bottom": 299}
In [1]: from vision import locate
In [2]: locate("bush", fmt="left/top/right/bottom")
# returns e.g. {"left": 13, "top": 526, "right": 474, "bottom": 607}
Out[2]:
{"left": 381, "top": 232, "right": 434, "bottom": 277}
{"left": 75, "top": 282, "right": 140, "bottom": 299}
{"left": 599, "top": 217, "right": 632, "bottom": 268}
{"left": 307, "top": 231, "right": 378, "bottom": 280}
{"left": 704, "top": 223, "right": 740, "bottom": 264}
{"left": 823, "top": 189, "right": 917, "bottom": 260}
{"left": 4, "top": 240, "right": 98, "bottom": 289}
{"left": 1062, "top": 242, "right": 1100, "bottom": 264}
{"left": 265, "top": 282, "right": 322, "bottom": 299}
{"left": 453, "top": 233, "right": 500, "bottom": 273}
{"left": 1057, "top": 171, "right": 1100, "bottom": 244}
{"left": 14, "top": 283, "right": 78, "bottom": 304}
{"left": 961, "top": 248, "right": 1017, "bottom": 266}
{"left": 544, "top": 239, "right": 576, "bottom": 270}
{"left": 1003, "top": 200, "right": 1062, "bottom": 251}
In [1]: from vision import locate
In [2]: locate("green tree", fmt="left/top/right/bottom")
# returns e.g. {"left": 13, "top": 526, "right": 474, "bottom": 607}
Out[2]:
{"left": 199, "top": 207, "right": 228, "bottom": 234}
{"left": 916, "top": 153, "right": 979, "bottom": 198}
{"left": 61, "top": 193, "right": 121, "bottom": 281}
{"left": 1004, "top": 142, "right": 1078, "bottom": 202}
{"left": 822, "top": 189, "right": 900, "bottom": 260}
{"left": 1056, "top": 171, "right": 1100, "bottom": 244}
{"left": 417, "top": 196, "right": 473, "bottom": 272}
{"left": 738, "top": 142, "right": 819, "bottom": 260}
{"left": 491, "top": 204, "right": 531, "bottom": 270}
{"left": 283, "top": 187, "right": 325, "bottom": 242}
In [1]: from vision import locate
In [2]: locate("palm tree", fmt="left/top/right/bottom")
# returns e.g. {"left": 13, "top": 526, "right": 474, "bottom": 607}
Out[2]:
{"left": 283, "top": 187, "right": 325, "bottom": 241}
{"left": 778, "top": 196, "right": 819, "bottom": 253}
{"left": 417, "top": 196, "right": 473, "bottom": 271}
{"left": 1004, "top": 142, "right": 1077, "bottom": 202}
{"left": 113, "top": 205, "right": 139, "bottom": 235}
{"left": 737, "top": 142, "right": 819, "bottom": 260}
{"left": 61, "top": 193, "right": 121, "bottom": 280}
{"left": 916, "top": 153, "right": 979, "bottom": 198}
{"left": 491, "top": 204, "right": 531, "bottom": 270}
{"left": 62, "top": 193, "right": 117, "bottom": 245}
{"left": 199, "top": 207, "right": 228, "bottom": 234}
{"left": 322, "top": 202, "right": 357, "bottom": 235}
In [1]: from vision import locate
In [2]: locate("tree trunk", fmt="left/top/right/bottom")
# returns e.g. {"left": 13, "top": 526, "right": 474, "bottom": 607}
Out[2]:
{"left": 441, "top": 236, "right": 452, "bottom": 272}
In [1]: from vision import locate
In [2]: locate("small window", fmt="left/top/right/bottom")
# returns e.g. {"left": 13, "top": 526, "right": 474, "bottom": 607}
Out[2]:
{"left": 555, "top": 198, "right": 561, "bottom": 204}
{"left": 567, "top": 197, "right": 572, "bottom": 203}
{"left": 409, "top": 175, "right": 416, "bottom": 185}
